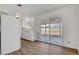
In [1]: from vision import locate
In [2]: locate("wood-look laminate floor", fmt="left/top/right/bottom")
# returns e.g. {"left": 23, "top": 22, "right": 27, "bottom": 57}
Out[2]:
{"left": 7, "top": 39, "right": 78, "bottom": 55}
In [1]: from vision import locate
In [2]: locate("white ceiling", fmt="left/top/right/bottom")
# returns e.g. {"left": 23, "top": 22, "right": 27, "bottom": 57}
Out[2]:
{"left": 0, "top": 4, "right": 70, "bottom": 16}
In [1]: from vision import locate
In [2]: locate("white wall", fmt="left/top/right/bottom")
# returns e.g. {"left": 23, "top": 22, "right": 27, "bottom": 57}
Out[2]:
{"left": 1, "top": 14, "right": 21, "bottom": 54}
{"left": 35, "top": 5, "right": 78, "bottom": 49}
{"left": 75, "top": 5, "right": 79, "bottom": 53}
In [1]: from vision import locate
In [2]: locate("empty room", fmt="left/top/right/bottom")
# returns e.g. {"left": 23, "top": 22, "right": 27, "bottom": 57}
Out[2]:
{"left": 0, "top": 4, "right": 79, "bottom": 55}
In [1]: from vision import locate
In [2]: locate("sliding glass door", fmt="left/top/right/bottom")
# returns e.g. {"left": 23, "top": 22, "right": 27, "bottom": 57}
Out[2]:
{"left": 40, "top": 23, "right": 49, "bottom": 43}
{"left": 49, "top": 17, "right": 63, "bottom": 44}
{"left": 39, "top": 16, "right": 63, "bottom": 45}
{"left": 40, "top": 24, "right": 46, "bottom": 42}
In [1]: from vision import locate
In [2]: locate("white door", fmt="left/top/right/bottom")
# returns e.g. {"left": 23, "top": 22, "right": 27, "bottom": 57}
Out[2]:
{"left": 1, "top": 15, "right": 21, "bottom": 54}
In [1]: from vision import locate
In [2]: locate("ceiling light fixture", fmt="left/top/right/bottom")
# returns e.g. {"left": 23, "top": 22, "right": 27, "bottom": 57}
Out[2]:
{"left": 17, "top": 4, "right": 22, "bottom": 7}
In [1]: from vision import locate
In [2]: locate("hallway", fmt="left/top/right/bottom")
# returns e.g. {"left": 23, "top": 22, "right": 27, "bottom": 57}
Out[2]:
{"left": 7, "top": 39, "right": 78, "bottom": 55}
